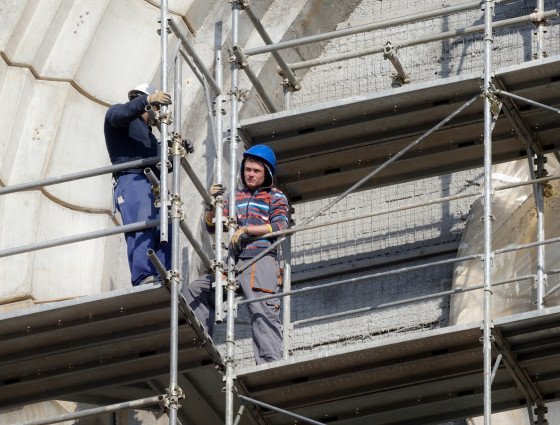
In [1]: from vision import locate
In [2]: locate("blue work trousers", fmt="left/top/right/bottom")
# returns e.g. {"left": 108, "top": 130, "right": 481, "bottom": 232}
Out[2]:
{"left": 114, "top": 173, "right": 171, "bottom": 286}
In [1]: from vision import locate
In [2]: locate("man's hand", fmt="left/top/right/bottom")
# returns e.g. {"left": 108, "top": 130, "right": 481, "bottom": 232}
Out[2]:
{"left": 204, "top": 183, "right": 226, "bottom": 211}
{"left": 147, "top": 91, "right": 171, "bottom": 106}
{"left": 231, "top": 226, "right": 249, "bottom": 247}
{"left": 210, "top": 183, "right": 225, "bottom": 198}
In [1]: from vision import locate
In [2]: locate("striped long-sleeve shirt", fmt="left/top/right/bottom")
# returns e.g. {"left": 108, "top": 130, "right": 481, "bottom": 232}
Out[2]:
{"left": 206, "top": 187, "right": 289, "bottom": 258}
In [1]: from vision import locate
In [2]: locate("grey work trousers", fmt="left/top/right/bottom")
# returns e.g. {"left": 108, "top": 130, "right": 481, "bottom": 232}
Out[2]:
{"left": 185, "top": 255, "right": 282, "bottom": 365}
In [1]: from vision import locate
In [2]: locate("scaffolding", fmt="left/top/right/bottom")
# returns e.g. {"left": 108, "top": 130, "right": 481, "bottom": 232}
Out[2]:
{"left": 1, "top": 1, "right": 560, "bottom": 424}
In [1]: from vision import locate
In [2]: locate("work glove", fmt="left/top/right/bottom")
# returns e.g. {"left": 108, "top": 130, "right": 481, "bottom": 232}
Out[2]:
{"left": 210, "top": 183, "right": 225, "bottom": 198}
{"left": 205, "top": 183, "right": 226, "bottom": 211}
{"left": 147, "top": 91, "right": 172, "bottom": 106}
{"left": 231, "top": 226, "right": 249, "bottom": 247}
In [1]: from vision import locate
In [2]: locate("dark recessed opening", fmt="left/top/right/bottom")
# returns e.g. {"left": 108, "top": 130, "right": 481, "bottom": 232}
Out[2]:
{"left": 458, "top": 141, "right": 475, "bottom": 148}
{"left": 324, "top": 168, "right": 341, "bottom": 175}
{"left": 292, "top": 376, "right": 309, "bottom": 384}
{"left": 433, "top": 99, "right": 450, "bottom": 107}
{"left": 292, "top": 195, "right": 303, "bottom": 202}
{"left": 457, "top": 390, "right": 475, "bottom": 397}
{"left": 431, "top": 348, "right": 449, "bottom": 356}
{"left": 139, "top": 350, "right": 157, "bottom": 357}
{"left": 3, "top": 378, "right": 21, "bottom": 385}
{"left": 299, "top": 127, "right": 316, "bottom": 135}
{"left": 551, "top": 75, "right": 560, "bottom": 82}
{"left": 519, "top": 104, "right": 532, "bottom": 111}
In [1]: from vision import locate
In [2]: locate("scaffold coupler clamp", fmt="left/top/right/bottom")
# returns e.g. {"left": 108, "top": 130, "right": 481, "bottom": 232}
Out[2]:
{"left": 158, "top": 386, "right": 185, "bottom": 412}
{"left": 227, "top": 86, "right": 250, "bottom": 103}
{"left": 224, "top": 215, "right": 238, "bottom": 230}
{"left": 481, "top": 252, "right": 495, "bottom": 270}
{"left": 530, "top": 9, "right": 548, "bottom": 27}
{"left": 156, "top": 17, "right": 172, "bottom": 35}
{"left": 211, "top": 259, "right": 225, "bottom": 276}
{"left": 226, "top": 276, "right": 239, "bottom": 291}
{"left": 277, "top": 68, "right": 301, "bottom": 92}
{"left": 481, "top": 84, "right": 502, "bottom": 115}
{"left": 229, "top": 0, "right": 249, "bottom": 8}
{"left": 160, "top": 109, "right": 173, "bottom": 125}
{"left": 170, "top": 195, "right": 184, "bottom": 220}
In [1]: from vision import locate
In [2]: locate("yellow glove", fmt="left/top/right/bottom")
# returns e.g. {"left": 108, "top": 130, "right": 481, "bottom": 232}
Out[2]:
{"left": 147, "top": 91, "right": 171, "bottom": 106}
{"left": 231, "top": 226, "right": 249, "bottom": 247}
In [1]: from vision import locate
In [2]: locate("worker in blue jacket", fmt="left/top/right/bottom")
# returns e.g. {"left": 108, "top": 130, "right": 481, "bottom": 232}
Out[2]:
{"left": 104, "top": 83, "right": 172, "bottom": 286}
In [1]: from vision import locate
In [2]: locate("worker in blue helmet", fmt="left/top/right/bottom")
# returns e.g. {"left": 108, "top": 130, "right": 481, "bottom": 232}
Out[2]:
{"left": 186, "top": 144, "right": 290, "bottom": 364}
{"left": 104, "top": 83, "right": 172, "bottom": 286}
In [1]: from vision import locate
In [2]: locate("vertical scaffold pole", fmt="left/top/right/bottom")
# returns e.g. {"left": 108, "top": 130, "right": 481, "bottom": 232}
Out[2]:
{"left": 167, "top": 45, "right": 183, "bottom": 425}
{"left": 226, "top": 3, "right": 241, "bottom": 425}
{"left": 214, "top": 23, "right": 226, "bottom": 323}
{"left": 535, "top": 155, "right": 546, "bottom": 309}
{"left": 482, "top": 1, "right": 495, "bottom": 424}
{"left": 159, "top": 0, "right": 170, "bottom": 245}
{"left": 536, "top": 0, "right": 545, "bottom": 59}
{"left": 160, "top": 2, "right": 178, "bottom": 424}
{"left": 281, "top": 92, "right": 293, "bottom": 358}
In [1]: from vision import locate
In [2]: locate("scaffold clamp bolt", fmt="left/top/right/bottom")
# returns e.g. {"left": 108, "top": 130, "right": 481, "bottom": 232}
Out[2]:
{"left": 158, "top": 386, "right": 185, "bottom": 412}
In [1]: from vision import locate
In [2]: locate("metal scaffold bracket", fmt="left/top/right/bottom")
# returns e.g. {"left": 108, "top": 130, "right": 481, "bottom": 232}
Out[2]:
{"left": 225, "top": 135, "right": 242, "bottom": 145}
{"left": 227, "top": 87, "right": 250, "bottom": 103}
{"left": 481, "top": 84, "right": 502, "bottom": 115}
{"left": 277, "top": 68, "right": 301, "bottom": 92}
{"left": 481, "top": 253, "right": 495, "bottom": 270}
{"left": 224, "top": 215, "right": 238, "bottom": 229}
{"left": 229, "top": 46, "right": 248, "bottom": 69}
{"left": 383, "top": 42, "right": 411, "bottom": 88}
{"left": 171, "top": 132, "right": 194, "bottom": 158}
{"left": 158, "top": 386, "right": 185, "bottom": 412}
{"left": 211, "top": 259, "right": 225, "bottom": 277}
{"left": 226, "top": 276, "right": 239, "bottom": 291}
{"left": 160, "top": 109, "right": 173, "bottom": 125}
{"left": 530, "top": 9, "right": 548, "bottom": 26}
{"left": 170, "top": 195, "right": 184, "bottom": 220}
{"left": 480, "top": 189, "right": 495, "bottom": 206}
{"left": 534, "top": 273, "right": 548, "bottom": 290}
{"left": 229, "top": 0, "right": 249, "bottom": 8}
{"left": 156, "top": 17, "right": 172, "bottom": 35}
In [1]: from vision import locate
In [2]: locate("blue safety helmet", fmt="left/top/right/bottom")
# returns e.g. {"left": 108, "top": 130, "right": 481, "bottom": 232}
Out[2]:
{"left": 240, "top": 144, "right": 276, "bottom": 188}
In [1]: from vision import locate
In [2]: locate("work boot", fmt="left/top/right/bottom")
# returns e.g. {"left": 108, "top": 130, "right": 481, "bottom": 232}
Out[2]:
{"left": 139, "top": 275, "right": 161, "bottom": 285}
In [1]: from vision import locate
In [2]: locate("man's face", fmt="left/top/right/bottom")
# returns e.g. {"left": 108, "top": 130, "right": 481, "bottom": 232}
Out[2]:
{"left": 244, "top": 158, "right": 266, "bottom": 191}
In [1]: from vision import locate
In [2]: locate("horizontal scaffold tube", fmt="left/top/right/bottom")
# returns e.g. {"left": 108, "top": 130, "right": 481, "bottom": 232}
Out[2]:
{"left": 19, "top": 395, "right": 161, "bottom": 425}
{"left": 0, "top": 220, "right": 159, "bottom": 258}
{"left": 288, "top": 10, "right": 558, "bottom": 71}
{"left": 293, "top": 274, "right": 535, "bottom": 326}
{"left": 244, "top": 0, "right": 483, "bottom": 56}
{"left": 496, "top": 90, "right": 560, "bottom": 114}
{"left": 237, "top": 395, "right": 326, "bottom": 425}
{"left": 0, "top": 157, "right": 159, "bottom": 196}
{"left": 237, "top": 253, "right": 481, "bottom": 306}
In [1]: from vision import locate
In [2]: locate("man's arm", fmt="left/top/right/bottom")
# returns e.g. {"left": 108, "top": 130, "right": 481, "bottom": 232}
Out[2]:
{"left": 105, "top": 96, "right": 148, "bottom": 128}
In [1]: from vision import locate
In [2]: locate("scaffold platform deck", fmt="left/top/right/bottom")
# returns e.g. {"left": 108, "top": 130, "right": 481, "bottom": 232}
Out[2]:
{"left": 2, "top": 286, "right": 560, "bottom": 424}
{"left": 239, "top": 55, "right": 560, "bottom": 203}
